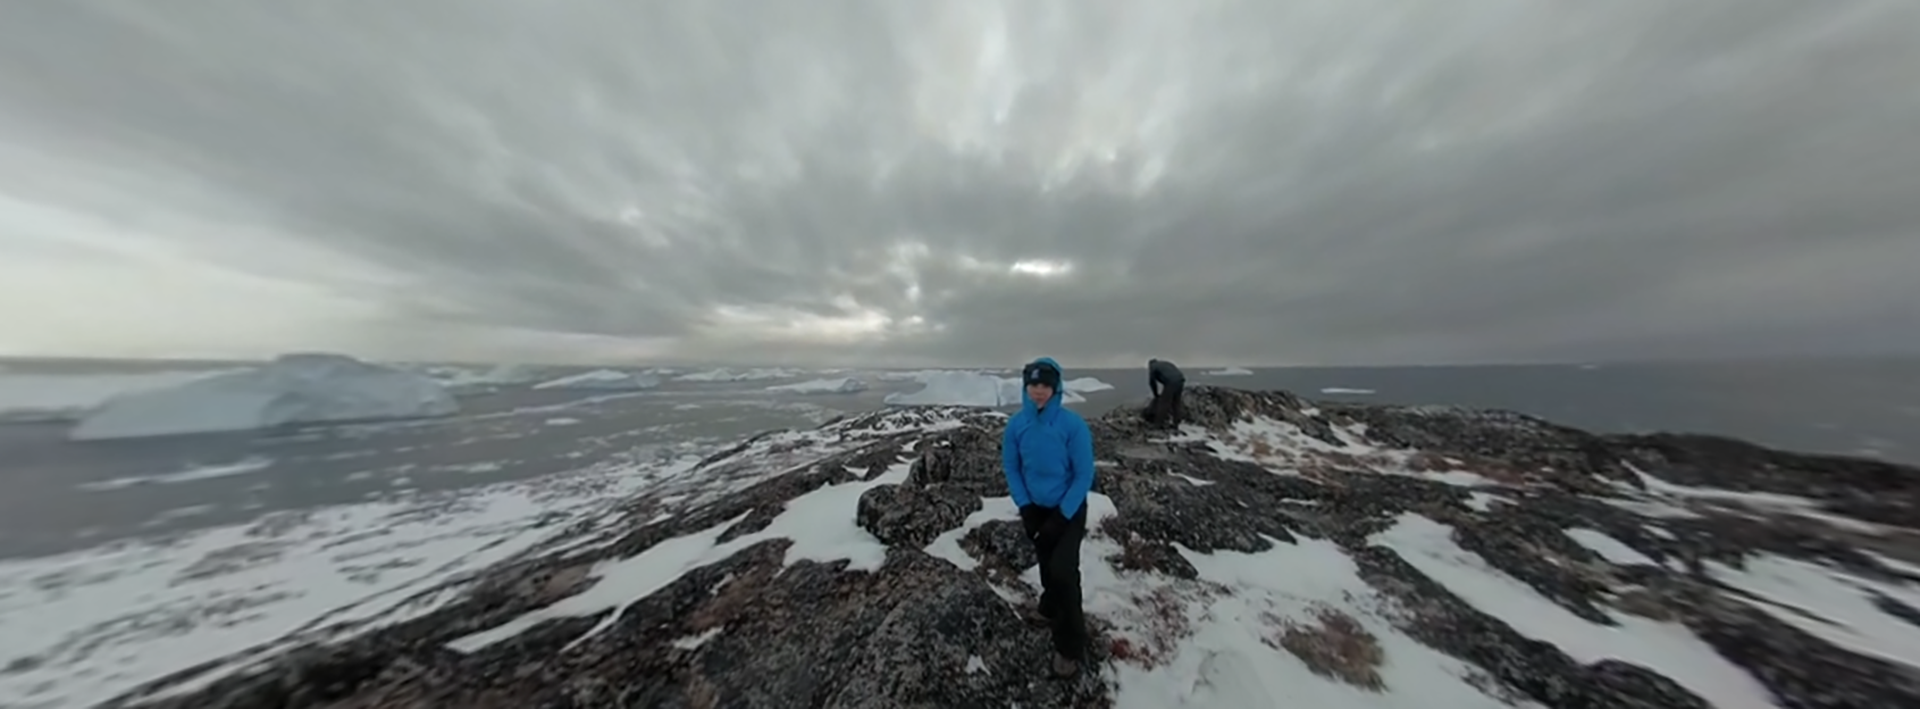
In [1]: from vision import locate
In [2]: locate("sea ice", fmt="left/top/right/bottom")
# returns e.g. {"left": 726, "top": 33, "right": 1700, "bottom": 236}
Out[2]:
{"left": 75, "top": 457, "right": 277, "bottom": 492}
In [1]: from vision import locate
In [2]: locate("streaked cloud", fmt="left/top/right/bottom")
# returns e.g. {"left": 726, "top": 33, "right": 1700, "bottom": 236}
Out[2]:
{"left": 2, "top": 0, "right": 1915, "bottom": 366}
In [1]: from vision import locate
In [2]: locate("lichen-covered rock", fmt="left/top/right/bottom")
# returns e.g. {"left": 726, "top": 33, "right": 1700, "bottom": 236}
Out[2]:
{"left": 856, "top": 482, "right": 981, "bottom": 548}
{"left": 960, "top": 519, "right": 1037, "bottom": 586}
{"left": 99, "top": 390, "right": 1920, "bottom": 709}
{"left": 906, "top": 425, "right": 1007, "bottom": 497}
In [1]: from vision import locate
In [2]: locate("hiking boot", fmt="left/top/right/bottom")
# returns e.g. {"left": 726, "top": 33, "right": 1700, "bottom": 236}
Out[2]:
{"left": 1024, "top": 598, "right": 1055, "bottom": 625}
{"left": 1051, "top": 654, "right": 1079, "bottom": 678}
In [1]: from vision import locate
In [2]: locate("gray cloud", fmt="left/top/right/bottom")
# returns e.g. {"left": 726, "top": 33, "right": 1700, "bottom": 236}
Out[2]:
{"left": 2, "top": 0, "right": 1917, "bottom": 367}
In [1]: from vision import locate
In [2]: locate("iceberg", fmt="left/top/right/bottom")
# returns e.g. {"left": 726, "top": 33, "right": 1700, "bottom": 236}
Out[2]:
{"left": 885, "top": 372, "right": 1009, "bottom": 407}
{"left": 766, "top": 377, "right": 868, "bottom": 394}
{"left": 1065, "top": 376, "right": 1114, "bottom": 393}
{"left": 68, "top": 353, "right": 459, "bottom": 441}
{"left": 885, "top": 373, "right": 1110, "bottom": 407}
{"left": 675, "top": 367, "right": 806, "bottom": 382}
{"left": 531, "top": 369, "right": 661, "bottom": 391}
{"left": 0, "top": 369, "right": 232, "bottom": 422}
{"left": 870, "top": 368, "right": 992, "bottom": 382}
{"left": 425, "top": 363, "right": 547, "bottom": 392}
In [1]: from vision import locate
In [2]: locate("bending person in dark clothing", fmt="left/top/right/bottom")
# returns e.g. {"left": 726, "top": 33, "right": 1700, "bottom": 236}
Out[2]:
{"left": 1001, "top": 357, "right": 1095, "bottom": 678}
{"left": 1145, "top": 358, "right": 1186, "bottom": 428}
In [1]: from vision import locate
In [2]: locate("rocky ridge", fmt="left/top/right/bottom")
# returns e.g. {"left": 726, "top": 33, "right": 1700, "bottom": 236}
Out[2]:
{"left": 98, "top": 386, "right": 1920, "bottom": 708}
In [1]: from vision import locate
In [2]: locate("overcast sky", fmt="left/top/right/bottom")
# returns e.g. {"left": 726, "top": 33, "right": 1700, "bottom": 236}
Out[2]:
{"left": 2, "top": 0, "right": 1916, "bottom": 368}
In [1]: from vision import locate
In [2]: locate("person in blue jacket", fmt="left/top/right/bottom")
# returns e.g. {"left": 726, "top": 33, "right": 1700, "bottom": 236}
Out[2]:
{"left": 1001, "top": 356, "right": 1095, "bottom": 678}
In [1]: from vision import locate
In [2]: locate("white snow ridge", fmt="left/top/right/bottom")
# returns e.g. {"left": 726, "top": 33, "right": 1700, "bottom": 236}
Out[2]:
{"left": 67, "top": 353, "right": 458, "bottom": 441}
{"left": 11, "top": 388, "right": 1920, "bottom": 708}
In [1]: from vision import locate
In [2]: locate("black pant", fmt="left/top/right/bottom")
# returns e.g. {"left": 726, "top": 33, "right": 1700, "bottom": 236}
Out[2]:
{"left": 1024, "top": 505, "right": 1089, "bottom": 660}
{"left": 1147, "top": 379, "right": 1185, "bottom": 427}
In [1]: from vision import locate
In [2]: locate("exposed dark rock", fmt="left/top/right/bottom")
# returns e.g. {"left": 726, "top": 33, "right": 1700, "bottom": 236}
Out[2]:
{"left": 906, "top": 425, "right": 1007, "bottom": 498}
{"left": 959, "top": 519, "right": 1036, "bottom": 584}
{"left": 856, "top": 483, "right": 981, "bottom": 548}
{"left": 99, "top": 388, "right": 1920, "bottom": 709}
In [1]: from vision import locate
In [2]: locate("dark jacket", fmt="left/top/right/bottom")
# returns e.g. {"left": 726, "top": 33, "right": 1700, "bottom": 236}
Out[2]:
{"left": 1148, "top": 358, "right": 1185, "bottom": 389}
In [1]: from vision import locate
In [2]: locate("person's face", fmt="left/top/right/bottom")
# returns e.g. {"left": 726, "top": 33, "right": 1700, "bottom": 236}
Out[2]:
{"left": 1026, "top": 382, "right": 1054, "bottom": 407}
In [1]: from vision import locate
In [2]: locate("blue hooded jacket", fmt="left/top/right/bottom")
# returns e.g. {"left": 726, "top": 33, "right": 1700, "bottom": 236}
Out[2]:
{"left": 1001, "top": 357, "right": 1097, "bottom": 519}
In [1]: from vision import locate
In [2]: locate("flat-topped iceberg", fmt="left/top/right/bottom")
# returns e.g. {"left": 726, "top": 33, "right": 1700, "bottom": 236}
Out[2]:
{"left": 68, "top": 353, "right": 459, "bottom": 441}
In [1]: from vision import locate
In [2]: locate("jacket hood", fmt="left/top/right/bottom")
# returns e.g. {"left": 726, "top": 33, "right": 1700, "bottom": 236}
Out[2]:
{"left": 1020, "top": 357, "right": 1067, "bottom": 413}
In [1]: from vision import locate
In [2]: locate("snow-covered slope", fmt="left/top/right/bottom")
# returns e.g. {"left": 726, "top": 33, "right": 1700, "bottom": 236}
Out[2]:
{"left": 531, "top": 368, "right": 661, "bottom": 391}
{"left": 67, "top": 353, "right": 459, "bottom": 441}
{"left": 20, "top": 387, "right": 1920, "bottom": 708}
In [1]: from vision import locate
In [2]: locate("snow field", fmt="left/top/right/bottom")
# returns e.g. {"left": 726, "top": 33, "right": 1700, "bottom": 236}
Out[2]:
{"left": 1170, "top": 412, "right": 1920, "bottom": 705}
{"left": 0, "top": 455, "right": 702, "bottom": 707}
{"left": 445, "top": 458, "right": 914, "bottom": 653}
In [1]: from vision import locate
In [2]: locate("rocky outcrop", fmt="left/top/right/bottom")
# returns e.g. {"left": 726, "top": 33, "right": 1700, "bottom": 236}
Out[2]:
{"left": 98, "top": 387, "right": 1920, "bottom": 708}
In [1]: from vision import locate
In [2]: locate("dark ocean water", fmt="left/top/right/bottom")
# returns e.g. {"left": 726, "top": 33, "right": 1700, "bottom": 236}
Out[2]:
{"left": 1, "top": 357, "right": 1917, "bottom": 560}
